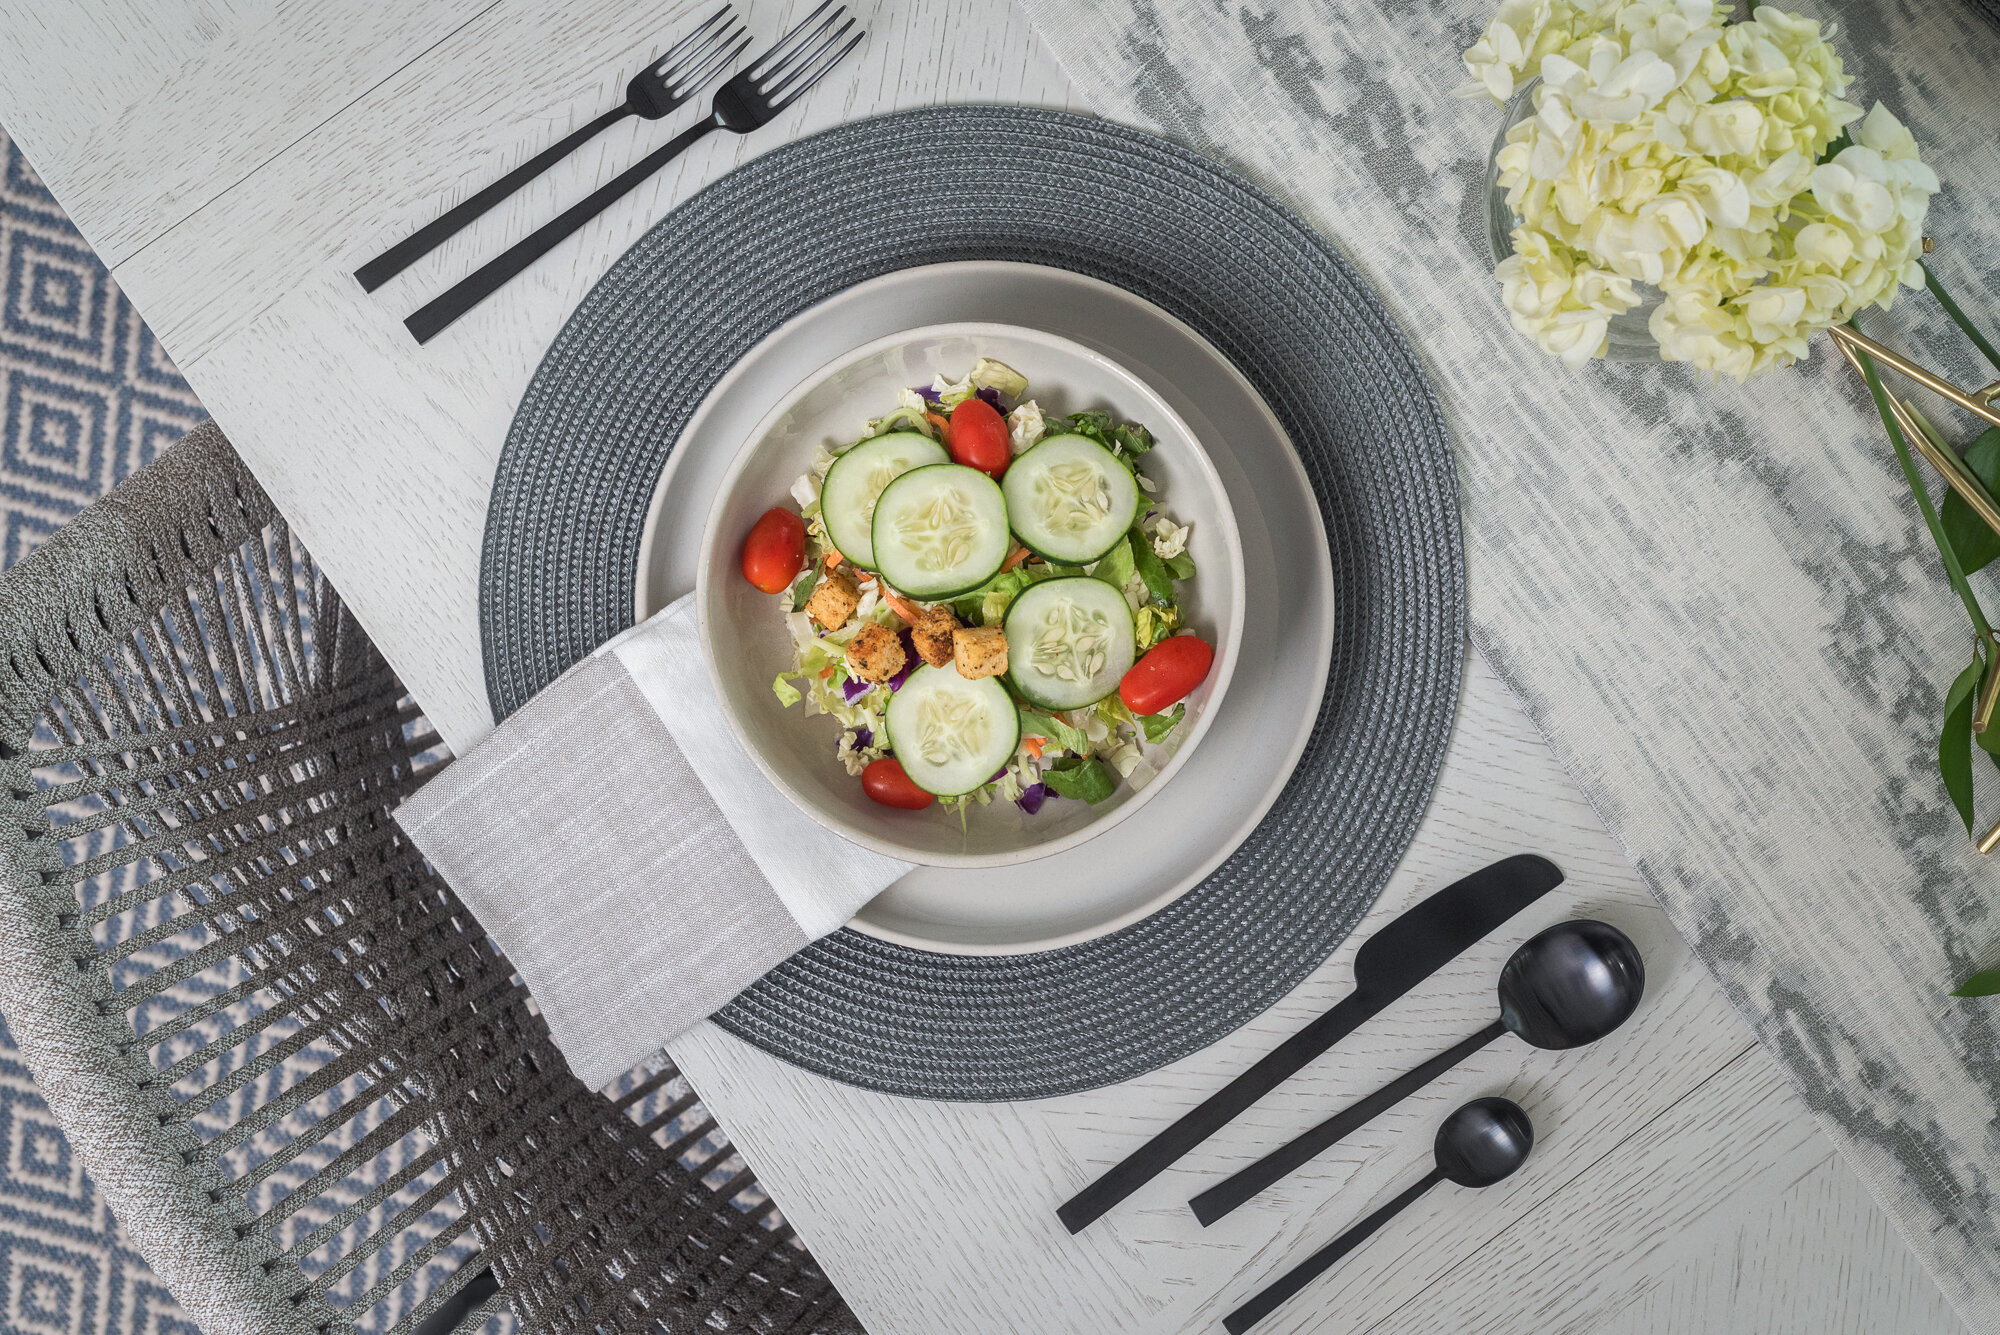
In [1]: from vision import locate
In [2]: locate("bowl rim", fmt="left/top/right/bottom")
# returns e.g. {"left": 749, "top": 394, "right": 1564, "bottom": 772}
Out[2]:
{"left": 692, "top": 319, "right": 1248, "bottom": 870}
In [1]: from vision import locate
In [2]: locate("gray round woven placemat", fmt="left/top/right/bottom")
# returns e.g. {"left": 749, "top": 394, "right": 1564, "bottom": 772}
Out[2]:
{"left": 482, "top": 106, "right": 1463, "bottom": 1101}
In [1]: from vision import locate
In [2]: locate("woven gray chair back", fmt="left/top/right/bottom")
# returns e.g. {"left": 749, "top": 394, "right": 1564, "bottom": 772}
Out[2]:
{"left": 0, "top": 422, "right": 858, "bottom": 1335}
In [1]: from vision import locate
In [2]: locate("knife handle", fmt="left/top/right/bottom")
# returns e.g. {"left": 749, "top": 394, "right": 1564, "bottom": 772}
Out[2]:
{"left": 1056, "top": 991, "right": 1379, "bottom": 1234}
{"left": 1190, "top": 1018, "right": 1508, "bottom": 1225}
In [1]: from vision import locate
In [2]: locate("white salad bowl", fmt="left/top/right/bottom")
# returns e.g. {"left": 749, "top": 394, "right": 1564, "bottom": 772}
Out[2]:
{"left": 695, "top": 321, "right": 1246, "bottom": 869}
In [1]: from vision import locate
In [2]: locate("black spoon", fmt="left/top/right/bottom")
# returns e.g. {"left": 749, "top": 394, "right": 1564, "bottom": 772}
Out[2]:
{"left": 1223, "top": 1097, "right": 1535, "bottom": 1334}
{"left": 1192, "top": 920, "right": 1641, "bottom": 1226}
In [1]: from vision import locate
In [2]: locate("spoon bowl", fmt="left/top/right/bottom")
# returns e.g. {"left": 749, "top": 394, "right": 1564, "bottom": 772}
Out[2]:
{"left": 1496, "top": 919, "right": 1646, "bottom": 1050}
{"left": 1434, "top": 1095, "right": 1534, "bottom": 1188}
{"left": 1224, "top": 1097, "right": 1536, "bottom": 1333}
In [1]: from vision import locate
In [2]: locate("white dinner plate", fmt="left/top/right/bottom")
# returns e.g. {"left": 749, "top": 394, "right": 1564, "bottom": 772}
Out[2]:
{"left": 636, "top": 262, "right": 1334, "bottom": 954}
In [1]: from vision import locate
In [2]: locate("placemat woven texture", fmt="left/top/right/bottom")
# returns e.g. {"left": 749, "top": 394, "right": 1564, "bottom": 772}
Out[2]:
{"left": 480, "top": 106, "right": 1465, "bottom": 1101}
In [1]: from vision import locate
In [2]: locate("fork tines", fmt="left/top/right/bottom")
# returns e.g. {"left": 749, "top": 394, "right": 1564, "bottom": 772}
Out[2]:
{"left": 745, "top": 2, "right": 865, "bottom": 110}
{"left": 655, "top": 7, "right": 753, "bottom": 99}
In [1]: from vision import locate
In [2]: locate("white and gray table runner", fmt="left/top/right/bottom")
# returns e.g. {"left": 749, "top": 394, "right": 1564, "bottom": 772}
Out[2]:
{"left": 1013, "top": 0, "right": 2000, "bottom": 1326}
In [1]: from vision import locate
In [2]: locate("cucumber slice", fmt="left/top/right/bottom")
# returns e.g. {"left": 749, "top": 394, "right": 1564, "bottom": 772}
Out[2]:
{"left": 870, "top": 463, "right": 1012, "bottom": 599}
{"left": 885, "top": 666, "right": 1021, "bottom": 797}
{"left": 818, "top": 431, "right": 950, "bottom": 568}
{"left": 1000, "top": 433, "right": 1140, "bottom": 565}
{"left": 1003, "top": 577, "right": 1137, "bottom": 710}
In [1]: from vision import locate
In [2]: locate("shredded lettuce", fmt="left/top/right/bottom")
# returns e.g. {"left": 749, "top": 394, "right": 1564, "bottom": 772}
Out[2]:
{"left": 1135, "top": 602, "right": 1180, "bottom": 651}
{"left": 1020, "top": 705, "right": 1091, "bottom": 756}
{"left": 1044, "top": 756, "right": 1116, "bottom": 803}
{"left": 1139, "top": 703, "right": 1185, "bottom": 744}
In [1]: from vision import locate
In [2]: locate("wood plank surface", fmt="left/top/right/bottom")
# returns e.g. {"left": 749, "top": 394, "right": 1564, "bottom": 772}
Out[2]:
{"left": 0, "top": 2, "right": 1961, "bottom": 1332}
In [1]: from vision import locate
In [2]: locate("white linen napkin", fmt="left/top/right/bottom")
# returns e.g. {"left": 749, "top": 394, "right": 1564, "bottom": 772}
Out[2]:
{"left": 394, "top": 594, "right": 911, "bottom": 1090}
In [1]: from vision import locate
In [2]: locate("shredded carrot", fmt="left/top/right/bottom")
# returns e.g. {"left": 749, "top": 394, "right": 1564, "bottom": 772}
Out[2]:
{"left": 1023, "top": 736, "right": 1046, "bottom": 758}
{"left": 823, "top": 549, "right": 843, "bottom": 570}
{"left": 1001, "top": 544, "right": 1031, "bottom": 572}
{"left": 818, "top": 666, "right": 834, "bottom": 680}
{"left": 881, "top": 589, "right": 925, "bottom": 624}
{"left": 926, "top": 411, "right": 950, "bottom": 437}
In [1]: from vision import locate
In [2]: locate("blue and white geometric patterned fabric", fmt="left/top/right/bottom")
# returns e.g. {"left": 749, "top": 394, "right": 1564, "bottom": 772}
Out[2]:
{"left": 1, "top": 130, "right": 207, "bottom": 569}
{"left": 1, "top": 124, "right": 209, "bottom": 1335}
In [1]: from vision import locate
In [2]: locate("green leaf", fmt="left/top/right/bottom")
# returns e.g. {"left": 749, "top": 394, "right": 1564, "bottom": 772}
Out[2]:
{"left": 1165, "top": 549, "right": 1197, "bottom": 581}
{"left": 1135, "top": 603, "right": 1181, "bottom": 651}
{"left": 788, "top": 570, "right": 818, "bottom": 612}
{"left": 1952, "top": 967, "right": 2000, "bottom": 997}
{"left": 1091, "top": 539, "right": 1137, "bottom": 595}
{"left": 1043, "top": 756, "right": 1116, "bottom": 804}
{"left": 1922, "top": 260, "right": 2000, "bottom": 375}
{"left": 1110, "top": 421, "right": 1153, "bottom": 458}
{"left": 773, "top": 674, "right": 803, "bottom": 708}
{"left": 1130, "top": 532, "right": 1174, "bottom": 603}
{"left": 1938, "top": 428, "right": 2000, "bottom": 575}
{"left": 1140, "top": 703, "right": 1186, "bottom": 744}
{"left": 1019, "top": 705, "right": 1089, "bottom": 755}
{"left": 1942, "top": 654, "right": 1982, "bottom": 837}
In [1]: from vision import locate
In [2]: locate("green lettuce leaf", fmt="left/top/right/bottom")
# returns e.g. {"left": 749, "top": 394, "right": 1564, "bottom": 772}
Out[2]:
{"left": 1020, "top": 706, "right": 1090, "bottom": 755}
{"left": 1135, "top": 603, "right": 1180, "bottom": 651}
{"left": 1091, "top": 540, "right": 1137, "bottom": 595}
{"left": 1130, "top": 532, "right": 1174, "bottom": 603}
{"left": 1140, "top": 703, "right": 1186, "bottom": 744}
{"left": 1044, "top": 756, "right": 1116, "bottom": 804}
{"left": 773, "top": 674, "right": 803, "bottom": 708}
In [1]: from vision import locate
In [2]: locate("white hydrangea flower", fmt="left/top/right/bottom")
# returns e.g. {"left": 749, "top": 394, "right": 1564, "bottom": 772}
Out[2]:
{"left": 1474, "top": 0, "right": 1936, "bottom": 379}
{"left": 1150, "top": 516, "right": 1190, "bottom": 560}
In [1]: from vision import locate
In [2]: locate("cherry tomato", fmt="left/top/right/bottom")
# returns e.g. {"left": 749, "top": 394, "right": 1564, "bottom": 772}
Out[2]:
{"left": 947, "top": 397, "right": 1011, "bottom": 479}
{"left": 862, "top": 756, "right": 935, "bottom": 809}
{"left": 1119, "top": 634, "right": 1215, "bottom": 715}
{"left": 741, "top": 507, "right": 807, "bottom": 594}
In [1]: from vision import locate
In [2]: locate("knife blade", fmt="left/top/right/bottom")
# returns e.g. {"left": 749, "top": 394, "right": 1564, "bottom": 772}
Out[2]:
{"left": 1055, "top": 853, "right": 1563, "bottom": 1234}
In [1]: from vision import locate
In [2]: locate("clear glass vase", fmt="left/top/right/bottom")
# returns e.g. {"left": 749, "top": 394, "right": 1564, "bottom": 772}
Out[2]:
{"left": 1483, "top": 80, "right": 1661, "bottom": 361}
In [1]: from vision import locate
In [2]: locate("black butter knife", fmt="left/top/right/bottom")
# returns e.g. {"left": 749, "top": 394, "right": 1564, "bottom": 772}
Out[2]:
{"left": 1054, "top": 853, "right": 1562, "bottom": 1234}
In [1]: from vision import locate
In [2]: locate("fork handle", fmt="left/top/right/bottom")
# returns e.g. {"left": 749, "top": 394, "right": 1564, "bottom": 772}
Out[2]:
{"left": 404, "top": 117, "right": 718, "bottom": 344}
{"left": 356, "top": 104, "right": 634, "bottom": 293}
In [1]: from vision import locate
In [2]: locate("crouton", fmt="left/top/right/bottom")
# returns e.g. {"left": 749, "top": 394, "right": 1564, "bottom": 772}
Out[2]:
{"left": 846, "top": 623, "right": 907, "bottom": 684}
{"left": 952, "top": 625, "right": 1008, "bottom": 680}
{"left": 806, "top": 568, "right": 861, "bottom": 631}
{"left": 909, "top": 604, "right": 960, "bottom": 668}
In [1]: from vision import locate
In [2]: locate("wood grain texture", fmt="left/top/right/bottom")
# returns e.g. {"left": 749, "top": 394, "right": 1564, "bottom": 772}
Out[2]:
{"left": 0, "top": 2, "right": 1956, "bottom": 1332}
{"left": 1367, "top": 1047, "right": 1966, "bottom": 1335}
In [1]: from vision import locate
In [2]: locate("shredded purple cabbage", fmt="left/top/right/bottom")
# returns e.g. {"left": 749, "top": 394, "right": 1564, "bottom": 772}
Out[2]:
{"left": 1016, "top": 783, "right": 1047, "bottom": 815}
{"left": 852, "top": 726, "right": 872, "bottom": 749}
{"left": 840, "top": 675, "right": 872, "bottom": 704}
{"left": 886, "top": 630, "right": 919, "bottom": 692}
{"left": 913, "top": 385, "right": 943, "bottom": 404}
{"left": 976, "top": 386, "right": 1004, "bottom": 410}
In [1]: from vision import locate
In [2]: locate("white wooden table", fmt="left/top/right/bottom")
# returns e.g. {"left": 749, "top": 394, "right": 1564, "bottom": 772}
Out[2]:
{"left": 0, "top": 1, "right": 1970, "bottom": 1331}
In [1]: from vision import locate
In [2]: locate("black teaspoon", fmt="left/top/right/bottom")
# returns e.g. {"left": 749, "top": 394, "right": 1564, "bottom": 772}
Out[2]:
{"left": 1192, "top": 920, "right": 1641, "bottom": 1227}
{"left": 1223, "top": 1097, "right": 1535, "bottom": 1334}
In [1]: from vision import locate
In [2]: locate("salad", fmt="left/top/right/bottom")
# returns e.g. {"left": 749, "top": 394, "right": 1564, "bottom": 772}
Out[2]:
{"left": 737, "top": 358, "right": 1214, "bottom": 816}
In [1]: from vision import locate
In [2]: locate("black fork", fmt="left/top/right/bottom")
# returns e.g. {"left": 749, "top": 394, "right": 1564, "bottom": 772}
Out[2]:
{"left": 404, "top": 3, "right": 862, "bottom": 345}
{"left": 354, "top": 7, "right": 751, "bottom": 293}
